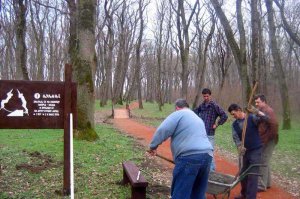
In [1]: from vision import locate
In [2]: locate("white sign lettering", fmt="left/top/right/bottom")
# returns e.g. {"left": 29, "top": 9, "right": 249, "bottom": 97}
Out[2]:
{"left": 32, "top": 93, "right": 61, "bottom": 117}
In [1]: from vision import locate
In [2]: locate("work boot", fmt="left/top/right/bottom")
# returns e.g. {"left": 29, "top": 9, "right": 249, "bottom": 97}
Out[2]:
{"left": 257, "top": 188, "right": 266, "bottom": 192}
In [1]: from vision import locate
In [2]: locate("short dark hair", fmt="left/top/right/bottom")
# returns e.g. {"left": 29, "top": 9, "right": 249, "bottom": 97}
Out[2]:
{"left": 228, "top": 103, "right": 242, "bottom": 113}
{"left": 254, "top": 94, "right": 267, "bottom": 102}
{"left": 175, "top": 98, "right": 189, "bottom": 108}
{"left": 202, "top": 88, "right": 211, "bottom": 95}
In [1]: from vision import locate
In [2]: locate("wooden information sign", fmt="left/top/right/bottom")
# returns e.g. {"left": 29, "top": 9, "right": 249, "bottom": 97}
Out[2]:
{"left": 0, "top": 64, "right": 77, "bottom": 195}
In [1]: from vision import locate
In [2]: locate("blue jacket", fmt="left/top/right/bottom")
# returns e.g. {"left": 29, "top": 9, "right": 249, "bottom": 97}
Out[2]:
{"left": 150, "top": 108, "right": 213, "bottom": 160}
{"left": 232, "top": 114, "right": 262, "bottom": 150}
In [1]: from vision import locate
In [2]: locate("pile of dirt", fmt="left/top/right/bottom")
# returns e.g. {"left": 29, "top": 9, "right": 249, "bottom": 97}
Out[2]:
{"left": 15, "top": 150, "right": 62, "bottom": 174}
{"left": 141, "top": 152, "right": 172, "bottom": 198}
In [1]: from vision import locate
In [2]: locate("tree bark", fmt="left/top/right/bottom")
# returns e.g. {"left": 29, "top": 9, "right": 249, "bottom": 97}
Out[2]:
{"left": 265, "top": 0, "right": 291, "bottom": 129}
{"left": 13, "top": 0, "right": 29, "bottom": 80}
{"left": 67, "top": 0, "right": 98, "bottom": 140}
{"left": 250, "top": 0, "right": 259, "bottom": 84}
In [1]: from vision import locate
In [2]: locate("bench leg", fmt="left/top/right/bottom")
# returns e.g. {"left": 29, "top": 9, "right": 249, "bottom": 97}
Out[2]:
{"left": 123, "top": 169, "right": 130, "bottom": 185}
{"left": 131, "top": 187, "right": 146, "bottom": 199}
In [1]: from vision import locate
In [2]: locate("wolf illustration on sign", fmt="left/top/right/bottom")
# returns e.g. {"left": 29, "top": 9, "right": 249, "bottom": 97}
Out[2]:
{"left": 17, "top": 89, "right": 29, "bottom": 115}
{"left": 0, "top": 89, "right": 29, "bottom": 116}
{"left": 0, "top": 89, "right": 13, "bottom": 113}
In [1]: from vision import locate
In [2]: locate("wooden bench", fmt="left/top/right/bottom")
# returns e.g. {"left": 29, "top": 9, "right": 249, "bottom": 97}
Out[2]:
{"left": 122, "top": 161, "right": 148, "bottom": 199}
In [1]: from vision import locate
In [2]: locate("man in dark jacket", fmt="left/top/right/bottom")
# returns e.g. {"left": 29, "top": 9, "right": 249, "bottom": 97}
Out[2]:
{"left": 228, "top": 103, "right": 267, "bottom": 199}
{"left": 194, "top": 88, "right": 228, "bottom": 171}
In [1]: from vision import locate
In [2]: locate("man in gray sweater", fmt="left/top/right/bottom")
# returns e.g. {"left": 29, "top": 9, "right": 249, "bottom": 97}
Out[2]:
{"left": 149, "top": 99, "right": 213, "bottom": 199}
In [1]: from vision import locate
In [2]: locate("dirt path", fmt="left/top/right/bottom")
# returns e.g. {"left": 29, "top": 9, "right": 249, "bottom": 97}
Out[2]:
{"left": 110, "top": 103, "right": 296, "bottom": 199}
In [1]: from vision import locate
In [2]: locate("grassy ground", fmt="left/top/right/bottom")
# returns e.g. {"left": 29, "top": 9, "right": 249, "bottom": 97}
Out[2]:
{"left": 1, "top": 100, "right": 298, "bottom": 198}
{"left": 0, "top": 124, "right": 169, "bottom": 198}
{"left": 131, "top": 101, "right": 174, "bottom": 127}
{"left": 131, "top": 101, "right": 300, "bottom": 186}
{"left": 94, "top": 100, "right": 126, "bottom": 111}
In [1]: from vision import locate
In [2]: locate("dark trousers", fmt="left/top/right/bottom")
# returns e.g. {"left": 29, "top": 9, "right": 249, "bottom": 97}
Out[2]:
{"left": 240, "top": 147, "right": 262, "bottom": 199}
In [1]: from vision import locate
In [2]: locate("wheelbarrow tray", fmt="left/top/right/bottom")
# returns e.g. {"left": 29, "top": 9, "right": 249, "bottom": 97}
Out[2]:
{"left": 207, "top": 171, "right": 235, "bottom": 195}
{"left": 206, "top": 164, "right": 264, "bottom": 198}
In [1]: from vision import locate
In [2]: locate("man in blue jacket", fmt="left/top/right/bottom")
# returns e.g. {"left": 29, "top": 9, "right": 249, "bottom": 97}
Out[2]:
{"left": 149, "top": 99, "right": 213, "bottom": 199}
{"left": 228, "top": 103, "right": 267, "bottom": 199}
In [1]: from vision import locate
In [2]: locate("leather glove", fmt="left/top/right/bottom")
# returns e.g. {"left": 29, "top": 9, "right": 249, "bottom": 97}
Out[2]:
{"left": 246, "top": 105, "right": 259, "bottom": 114}
{"left": 238, "top": 146, "right": 246, "bottom": 155}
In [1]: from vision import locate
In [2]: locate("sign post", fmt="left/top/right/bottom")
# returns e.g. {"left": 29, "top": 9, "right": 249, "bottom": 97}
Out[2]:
{"left": 0, "top": 64, "right": 77, "bottom": 196}
{"left": 63, "top": 63, "right": 72, "bottom": 195}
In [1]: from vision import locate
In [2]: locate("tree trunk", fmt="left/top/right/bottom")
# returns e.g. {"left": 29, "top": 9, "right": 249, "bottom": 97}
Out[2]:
{"left": 258, "top": 0, "right": 268, "bottom": 94}
{"left": 172, "top": 0, "right": 198, "bottom": 99}
{"left": 265, "top": 0, "right": 291, "bottom": 129}
{"left": 29, "top": 1, "right": 45, "bottom": 81}
{"left": 67, "top": 0, "right": 98, "bottom": 140}
{"left": 210, "top": 0, "right": 251, "bottom": 105}
{"left": 192, "top": 11, "right": 215, "bottom": 109}
{"left": 13, "top": 0, "right": 29, "bottom": 80}
{"left": 250, "top": 0, "right": 259, "bottom": 84}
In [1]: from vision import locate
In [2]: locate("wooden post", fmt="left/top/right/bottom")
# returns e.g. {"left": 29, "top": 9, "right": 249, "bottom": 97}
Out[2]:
{"left": 63, "top": 64, "right": 72, "bottom": 195}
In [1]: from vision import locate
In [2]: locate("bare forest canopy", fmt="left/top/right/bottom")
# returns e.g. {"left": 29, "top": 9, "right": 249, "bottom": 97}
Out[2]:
{"left": 1, "top": 0, "right": 300, "bottom": 128}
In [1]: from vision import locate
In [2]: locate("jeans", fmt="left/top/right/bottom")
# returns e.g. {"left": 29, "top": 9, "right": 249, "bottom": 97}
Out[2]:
{"left": 208, "top": 136, "right": 215, "bottom": 171}
{"left": 171, "top": 153, "right": 212, "bottom": 199}
{"left": 240, "top": 147, "right": 262, "bottom": 199}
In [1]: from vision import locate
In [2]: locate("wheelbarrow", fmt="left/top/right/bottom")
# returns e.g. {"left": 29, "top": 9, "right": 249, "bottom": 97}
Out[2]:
{"left": 206, "top": 164, "right": 264, "bottom": 199}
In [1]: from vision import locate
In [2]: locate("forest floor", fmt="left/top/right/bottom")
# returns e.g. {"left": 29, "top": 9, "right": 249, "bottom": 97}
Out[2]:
{"left": 95, "top": 102, "right": 299, "bottom": 199}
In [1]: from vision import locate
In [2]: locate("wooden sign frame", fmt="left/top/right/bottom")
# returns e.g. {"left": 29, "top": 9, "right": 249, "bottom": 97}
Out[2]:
{"left": 0, "top": 64, "right": 77, "bottom": 195}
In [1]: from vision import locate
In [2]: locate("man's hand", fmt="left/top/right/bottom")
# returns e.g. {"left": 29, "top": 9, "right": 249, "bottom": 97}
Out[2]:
{"left": 212, "top": 124, "right": 218, "bottom": 129}
{"left": 246, "top": 105, "right": 259, "bottom": 114}
{"left": 148, "top": 149, "right": 157, "bottom": 156}
{"left": 238, "top": 146, "right": 246, "bottom": 155}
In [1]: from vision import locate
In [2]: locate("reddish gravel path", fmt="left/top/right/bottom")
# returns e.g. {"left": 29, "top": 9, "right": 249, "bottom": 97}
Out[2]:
{"left": 112, "top": 103, "right": 295, "bottom": 199}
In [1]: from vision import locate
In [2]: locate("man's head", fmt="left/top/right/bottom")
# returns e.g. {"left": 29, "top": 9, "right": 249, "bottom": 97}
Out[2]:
{"left": 228, "top": 103, "right": 244, "bottom": 119}
{"left": 175, "top": 98, "right": 189, "bottom": 110}
{"left": 254, "top": 94, "right": 267, "bottom": 109}
{"left": 202, "top": 88, "right": 212, "bottom": 103}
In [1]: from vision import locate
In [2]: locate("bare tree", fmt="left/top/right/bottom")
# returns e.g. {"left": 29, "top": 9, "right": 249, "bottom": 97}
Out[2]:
{"left": 29, "top": 0, "right": 47, "bottom": 80}
{"left": 265, "top": 0, "right": 291, "bottom": 129}
{"left": 170, "top": 0, "right": 198, "bottom": 99}
{"left": 154, "top": 0, "right": 167, "bottom": 111}
{"left": 210, "top": 27, "right": 232, "bottom": 91}
{"left": 46, "top": 1, "right": 67, "bottom": 81}
{"left": 210, "top": 0, "right": 251, "bottom": 105}
{"left": 135, "top": 0, "right": 148, "bottom": 109}
{"left": 1, "top": 3, "right": 16, "bottom": 79}
{"left": 13, "top": 0, "right": 29, "bottom": 80}
{"left": 257, "top": 0, "right": 268, "bottom": 93}
{"left": 112, "top": 0, "right": 136, "bottom": 105}
{"left": 126, "top": 0, "right": 149, "bottom": 109}
{"left": 192, "top": 5, "right": 215, "bottom": 109}
{"left": 274, "top": 0, "right": 300, "bottom": 46}
{"left": 97, "top": 0, "right": 121, "bottom": 107}
{"left": 250, "top": 0, "right": 259, "bottom": 84}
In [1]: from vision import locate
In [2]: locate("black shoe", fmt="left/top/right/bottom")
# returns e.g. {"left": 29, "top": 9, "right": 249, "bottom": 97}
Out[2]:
{"left": 257, "top": 188, "right": 266, "bottom": 192}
